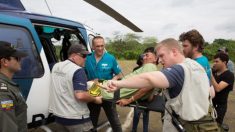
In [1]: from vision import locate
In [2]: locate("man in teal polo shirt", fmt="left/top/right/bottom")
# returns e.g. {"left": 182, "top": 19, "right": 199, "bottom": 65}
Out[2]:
{"left": 179, "top": 29, "right": 215, "bottom": 97}
{"left": 85, "top": 36, "right": 122, "bottom": 132}
{"left": 179, "top": 29, "right": 211, "bottom": 80}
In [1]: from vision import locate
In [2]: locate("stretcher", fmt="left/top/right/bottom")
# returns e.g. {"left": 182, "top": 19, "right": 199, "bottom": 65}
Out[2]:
{"left": 88, "top": 81, "right": 165, "bottom": 113}
{"left": 125, "top": 94, "right": 165, "bottom": 113}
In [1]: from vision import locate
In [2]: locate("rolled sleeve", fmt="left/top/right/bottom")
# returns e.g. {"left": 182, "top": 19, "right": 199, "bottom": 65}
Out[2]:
{"left": 112, "top": 58, "right": 121, "bottom": 75}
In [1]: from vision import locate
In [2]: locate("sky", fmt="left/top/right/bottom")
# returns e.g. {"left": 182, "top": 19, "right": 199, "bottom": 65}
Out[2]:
{"left": 20, "top": 0, "right": 235, "bottom": 42}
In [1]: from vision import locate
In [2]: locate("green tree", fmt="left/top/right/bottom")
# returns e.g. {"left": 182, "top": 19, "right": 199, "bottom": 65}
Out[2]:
{"left": 123, "top": 33, "right": 141, "bottom": 42}
{"left": 204, "top": 39, "right": 235, "bottom": 62}
{"left": 106, "top": 32, "right": 235, "bottom": 62}
{"left": 142, "top": 37, "right": 157, "bottom": 44}
{"left": 142, "top": 36, "right": 158, "bottom": 49}
{"left": 213, "top": 39, "right": 229, "bottom": 45}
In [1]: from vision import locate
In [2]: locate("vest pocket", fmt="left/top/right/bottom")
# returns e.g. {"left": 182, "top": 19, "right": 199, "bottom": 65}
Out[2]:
{"left": 179, "top": 114, "right": 221, "bottom": 132}
{"left": 197, "top": 122, "right": 220, "bottom": 131}
{"left": 183, "top": 120, "right": 220, "bottom": 132}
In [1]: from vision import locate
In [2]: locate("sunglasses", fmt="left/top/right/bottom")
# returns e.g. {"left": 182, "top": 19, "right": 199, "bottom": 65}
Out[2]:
{"left": 11, "top": 57, "right": 21, "bottom": 62}
{"left": 77, "top": 53, "right": 87, "bottom": 58}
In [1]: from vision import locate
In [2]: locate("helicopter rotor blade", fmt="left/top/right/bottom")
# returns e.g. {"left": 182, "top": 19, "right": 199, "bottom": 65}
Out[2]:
{"left": 84, "top": 0, "right": 143, "bottom": 32}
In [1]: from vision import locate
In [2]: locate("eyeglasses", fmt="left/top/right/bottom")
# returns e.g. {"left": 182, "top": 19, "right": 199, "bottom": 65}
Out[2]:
{"left": 77, "top": 53, "right": 87, "bottom": 58}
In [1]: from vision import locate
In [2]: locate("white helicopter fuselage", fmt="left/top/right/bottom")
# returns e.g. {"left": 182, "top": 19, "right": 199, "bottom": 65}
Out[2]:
{"left": 0, "top": 10, "right": 96, "bottom": 128}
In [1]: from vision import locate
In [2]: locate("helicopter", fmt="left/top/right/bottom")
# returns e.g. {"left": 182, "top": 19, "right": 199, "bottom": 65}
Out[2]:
{"left": 0, "top": 0, "right": 142, "bottom": 130}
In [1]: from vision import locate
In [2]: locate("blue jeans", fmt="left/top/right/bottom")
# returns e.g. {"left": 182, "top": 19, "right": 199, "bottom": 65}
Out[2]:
{"left": 132, "top": 107, "right": 149, "bottom": 132}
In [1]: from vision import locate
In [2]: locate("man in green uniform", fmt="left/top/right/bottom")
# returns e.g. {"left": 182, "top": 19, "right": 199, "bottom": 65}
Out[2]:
{"left": 0, "top": 41, "right": 28, "bottom": 132}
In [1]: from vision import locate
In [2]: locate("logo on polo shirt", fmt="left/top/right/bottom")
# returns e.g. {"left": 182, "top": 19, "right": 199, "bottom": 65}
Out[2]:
{"left": 79, "top": 82, "right": 86, "bottom": 86}
{"left": 102, "top": 63, "right": 108, "bottom": 67}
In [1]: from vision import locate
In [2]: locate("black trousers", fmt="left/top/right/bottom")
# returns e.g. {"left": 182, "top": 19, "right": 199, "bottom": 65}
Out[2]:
{"left": 88, "top": 100, "right": 122, "bottom": 132}
{"left": 214, "top": 103, "right": 227, "bottom": 125}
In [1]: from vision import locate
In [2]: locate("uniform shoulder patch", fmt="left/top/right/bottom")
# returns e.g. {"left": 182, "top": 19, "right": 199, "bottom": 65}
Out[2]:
{"left": 1, "top": 100, "right": 14, "bottom": 111}
{"left": 0, "top": 82, "right": 8, "bottom": 91}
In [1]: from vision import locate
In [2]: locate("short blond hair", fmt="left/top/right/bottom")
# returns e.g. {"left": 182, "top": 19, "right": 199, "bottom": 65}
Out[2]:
{"left": 155, "top": 38, "right": 183, "bottom": 54}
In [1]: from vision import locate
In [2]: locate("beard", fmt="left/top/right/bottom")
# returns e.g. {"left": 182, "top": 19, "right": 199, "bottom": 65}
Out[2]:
{"left": 184, "top": 49, "right": 194, "bottom": 58}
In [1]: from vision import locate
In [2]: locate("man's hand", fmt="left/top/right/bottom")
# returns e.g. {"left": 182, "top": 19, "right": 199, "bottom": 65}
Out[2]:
{"left": 94, "top": 96, "right": 102, "bottom": 104}
{"left": 116, "top": 99, "right": 132, "bottom": 107}
{"left": 106, "top": 80, "right": 119, "bottom": 92}
{"left": 92, "top": 79, "right": 99, "bottom": 83}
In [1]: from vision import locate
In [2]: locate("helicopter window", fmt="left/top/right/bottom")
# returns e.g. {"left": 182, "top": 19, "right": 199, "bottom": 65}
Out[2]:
{"left": 34, "top": 25, "right": 87, "bottom": 69}
{"left": 60, "top": 31, "right": 86, "bottom": 61}
{"left": 0, "top": 24, "right": 44, "bottom": 78}
{"left": 35, "top": 26, "right": 58, "bottom": 70}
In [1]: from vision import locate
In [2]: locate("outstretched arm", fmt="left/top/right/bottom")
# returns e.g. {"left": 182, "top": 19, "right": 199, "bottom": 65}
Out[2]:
{"left": 107, "top": 71, "right": 169, "bottom": 92}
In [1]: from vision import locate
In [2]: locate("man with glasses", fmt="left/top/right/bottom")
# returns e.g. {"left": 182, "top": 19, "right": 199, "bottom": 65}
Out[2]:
{"left": 0, "top": 41, "right": 28, "bottom": 132}
{"left": 49, "top": 44, "right": 102, "bottom": 132}
{"left": 85, "top": 36, "right": 123, "bottom": 132}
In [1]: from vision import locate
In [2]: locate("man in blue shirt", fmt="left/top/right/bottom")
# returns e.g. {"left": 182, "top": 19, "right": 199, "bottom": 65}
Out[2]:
{"left": 85, "top": 36, "right": 122, "bottom": 132}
